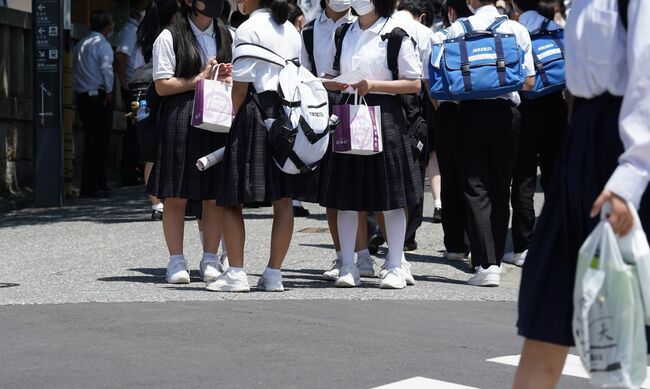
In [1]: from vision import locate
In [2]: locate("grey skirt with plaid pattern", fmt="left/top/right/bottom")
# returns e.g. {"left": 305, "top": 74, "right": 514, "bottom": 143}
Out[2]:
{"left": 215, "top": 90, "right": 319, "bottom": 206}
{"left": 319, "top": 93, "right": 423, "bottom": 211}
{"left": 147, "top": 91, "right": 226, "bottom": 200}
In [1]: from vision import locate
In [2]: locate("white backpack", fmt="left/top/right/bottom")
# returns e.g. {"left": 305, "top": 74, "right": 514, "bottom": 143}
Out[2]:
{"left": 233, "top": 43, "right": 336, "bottom": 175}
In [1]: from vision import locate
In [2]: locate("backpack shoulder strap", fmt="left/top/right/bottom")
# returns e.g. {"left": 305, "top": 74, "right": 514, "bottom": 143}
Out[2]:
{"left": 302, "top": 20, "right": 317, "bottom": 76}
{"left": 487, "top": 16, "right": 509, "bottom": 32}
{"left": 233, "top": 43, "right": 287, "bottom": 68}
{"left": 380, "top": 27, "right": 409, "bottom": 81}
{"left": 540, "top": 18, "right": 552, "bottom": 32}
{"left": 458, "top": 18, "right": 473, "bottom": 34}
{"left": 618, "top": 0, "right": 629, "bottom": 30}
{"left": 333, "top": 23, "right": 353, "bottom": 74}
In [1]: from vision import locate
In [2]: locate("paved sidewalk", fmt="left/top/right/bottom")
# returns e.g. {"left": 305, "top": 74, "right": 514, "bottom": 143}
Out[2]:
{"left": 0, "top": 186, "right": 529, "bottom": 305}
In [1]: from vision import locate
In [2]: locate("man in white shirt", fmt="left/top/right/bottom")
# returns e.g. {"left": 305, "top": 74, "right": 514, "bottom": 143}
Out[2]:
{"left": 445, "top": 0, "right": 535, "bottom": 287}
{"left": 116, "top": 0, "right": 150, "bottom": 187}
{"left": 72, "top": 10, "right": 115, "bottom": 197}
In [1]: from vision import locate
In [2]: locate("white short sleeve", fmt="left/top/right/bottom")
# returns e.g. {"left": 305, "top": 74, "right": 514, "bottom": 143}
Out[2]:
{"left": 518, "top": 27, "right": 535, "bottom": 78}
{"left": 232, "top": 23, "right": 257, "bottom": 83}
{"left": 117, "top": 23, "right": 138, "bottom": 56}
{"left": 398, "top": 36, "right": 423, "bottom": 80}
{"left": 152, "top": 29, "right": 176, "bottom": 81}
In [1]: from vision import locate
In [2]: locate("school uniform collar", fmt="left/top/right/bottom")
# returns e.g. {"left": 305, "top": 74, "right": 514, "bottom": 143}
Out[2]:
{"left": 318, "top": 9, "right": 354, "bottom": 24}
{"left": 250, "top": 8, "right": 271, "bottom": 17}
{"left": 188, "top": 17, "right": 215, "bottom": 37}
{"left": 474, "top": 5, "right": 501, "bottom": 17}
{"left": 351, "top": 16, "right": 389, "bottom": 34}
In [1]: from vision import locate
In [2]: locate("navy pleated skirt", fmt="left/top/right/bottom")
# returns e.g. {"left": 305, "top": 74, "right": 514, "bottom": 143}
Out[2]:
{"left": 517, "top": 93, "right": 650, "bottom": 346}
{"left": 319, "top": 93, "right": 423, "bottom": 211}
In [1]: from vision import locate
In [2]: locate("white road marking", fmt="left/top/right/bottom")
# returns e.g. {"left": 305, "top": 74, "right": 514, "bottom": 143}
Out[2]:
{"left": 371, "top": 377, "right": 479, "bottom": 389}
{"left": 487, "top": 354, "right": 650, "bottom": 388}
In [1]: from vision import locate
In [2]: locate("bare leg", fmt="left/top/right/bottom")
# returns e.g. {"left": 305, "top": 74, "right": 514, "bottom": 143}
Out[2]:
{"left": 326, "top": 207, "right": 341, "bottom": 251}
{"left": 356, "top": 212, "right": 368, "bottom": 251}
{"left": 144, "top": 162, "right": 161, "bottom": 206}
{"left": 512, "top": 339, "right": 568, "bottom": 389}
{"left": 201, "top": 201, "right": 222, "bottom": 254}
{"left": 428, "top": 151, "right": 442, "bottom": 205}
{"left": 268, "top": 198, "right": 294, "bottom": 269}
{"left": 162, "top": 197, "right": 187, "bottom": 255}
{"left": 222, "top": 205, "right": 245, "bottom": 268}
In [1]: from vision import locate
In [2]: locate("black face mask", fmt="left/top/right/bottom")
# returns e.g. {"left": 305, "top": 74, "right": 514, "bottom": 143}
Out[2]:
{"left": 193, "top": 0, "right": 224, "bottom": 19}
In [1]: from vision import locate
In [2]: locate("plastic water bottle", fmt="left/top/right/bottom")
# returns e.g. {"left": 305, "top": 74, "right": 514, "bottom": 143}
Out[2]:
{"left": 135, "top": 99, "right": 150, "bottom": 122}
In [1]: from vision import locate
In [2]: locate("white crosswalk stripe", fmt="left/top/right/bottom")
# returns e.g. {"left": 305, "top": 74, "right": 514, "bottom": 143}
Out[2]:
{"left": 487, "top": 354, "right": 650, "bottom": 388}
{"left": 371, "top": 377, "right": 479, "bottom": 389}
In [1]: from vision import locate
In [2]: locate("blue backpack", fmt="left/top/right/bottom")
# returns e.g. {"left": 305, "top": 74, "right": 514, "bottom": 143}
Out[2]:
{"left": 522, "top": 19, "right": 565, "bottom": 99}
{"left": 429, "top": 17, "right": 526, "bottom": 101}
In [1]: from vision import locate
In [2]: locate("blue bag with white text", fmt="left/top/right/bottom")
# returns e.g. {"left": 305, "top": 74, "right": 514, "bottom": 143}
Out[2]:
{"left": 430, "top": 17, "right": 526, "bottom": 101}
{"left": 522, "top": 19, "right": 565, "bottom": 99}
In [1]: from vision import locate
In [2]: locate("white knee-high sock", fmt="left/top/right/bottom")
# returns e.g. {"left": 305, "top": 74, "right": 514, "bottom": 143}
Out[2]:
{"left": 383, "top": 209, "right": 406, "bottom": 269}
{"left": 337, "top": 210, "right": 358, "bottom": 267}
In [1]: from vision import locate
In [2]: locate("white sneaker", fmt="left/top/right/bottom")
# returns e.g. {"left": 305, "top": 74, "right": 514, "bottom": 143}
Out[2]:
{"left": 166, "top": 257, "right": 190, "bottom": 284}
{"left": 356, "top": 255, "right": 375, "bottom": 278}
{"left": 257, "top": 270, "right": 284, "bottom": 292}
{"left": 205, "top": 269, "right": 250, "bottom": 292}
{"left": 401, "top": 260, "right": 415, "bottom": 286}
{"left": 446, "top": 252, "right": 468, "bottom": 262}
{"left": 335, "top": 264, "right": 361, "bottom": 287}
{"left": 467, "top": 265, "right": 501, "bottom": 287}
{"left": 502, "top": 250, "right": 527, "bottom": 267}
{"left": 219, "top": 253, "right": 230, "bottom": 272}
{"left": 322, "top": 258, "right": 342, "bottom": 281}
{"left": 199, "top": 259, "right": 222, "bottom": 282}
{"left": 380, "top": 267, "right": 407, "bottom": 289}
{"left": 379, "top": 260, "right": 389, "bottom": 279}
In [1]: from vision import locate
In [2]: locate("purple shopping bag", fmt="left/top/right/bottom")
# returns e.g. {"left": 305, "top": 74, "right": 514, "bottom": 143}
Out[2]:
{"left": 332, "top": 93, "right": 382, "bottom": 155}
{"left": 191, "top": 64, "right": 233, "bottom": 133}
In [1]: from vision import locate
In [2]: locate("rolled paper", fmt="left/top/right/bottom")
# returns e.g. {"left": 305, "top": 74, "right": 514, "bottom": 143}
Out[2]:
{"left": 196, "top": 147, "right": 225, "bottom": 171}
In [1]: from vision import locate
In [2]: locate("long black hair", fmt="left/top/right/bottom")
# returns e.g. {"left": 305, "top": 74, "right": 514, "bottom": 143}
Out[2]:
{"left": 137, "top": 0, "right": 179, "bottom": 63}
{"left": 169, "top": 2, "right": 233, "bottom": 78}
{"left": 260, "top": 0, "right": 290, "bottom": 24}
{"left": 442, "top": 0, "right": 473, "bottom": 27}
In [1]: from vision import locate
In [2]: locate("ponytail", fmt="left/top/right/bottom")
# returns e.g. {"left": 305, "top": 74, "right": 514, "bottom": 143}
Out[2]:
{"left": 261, "top": 0, "right": 290, "bottom": 24}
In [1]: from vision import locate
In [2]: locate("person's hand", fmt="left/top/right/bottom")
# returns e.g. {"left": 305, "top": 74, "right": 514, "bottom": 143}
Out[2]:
{"left": 103, "top": 92, "right": 113, "bottom": 106}
{"left": 216, "top": 63, "right": 233, "bottom": 81}
{"left": 199, "top": 63, "right": 214, "bottom": 80}
{"left": 591, "top": 190, "right": 634, "bottom": 236}
{"left": 351, "top": 79, "right": 374, "bottom": 96}
{"left": 322, "top": 80, "right": 348, "bottom": 92}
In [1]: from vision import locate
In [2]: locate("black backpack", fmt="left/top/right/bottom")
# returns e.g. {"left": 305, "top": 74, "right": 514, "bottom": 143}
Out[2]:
{"left": 333, "top": 24, "right": 428, "bottom": 161}
{"left": 301, "top": 20, "right": 318, "bottom": 77}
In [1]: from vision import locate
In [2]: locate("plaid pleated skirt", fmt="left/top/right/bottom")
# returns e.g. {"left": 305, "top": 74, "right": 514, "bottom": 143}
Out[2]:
{"left": 319, "top": 93, "right": 423, "bottom": 211}
{"left": 215, "top": 90, "right": 319, "bottom": 206}
{"left": 517, "top": 93, "right": 650, "bottom": 347}
{"left": 147, "top": 91, "right": 226, "bottom": 200}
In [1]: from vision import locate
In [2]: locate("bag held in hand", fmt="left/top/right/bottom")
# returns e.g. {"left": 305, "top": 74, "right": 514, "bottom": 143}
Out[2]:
{"left": 332, "top": 92, "right": 383, "bottom": 156}
{"left": 191, "top": 64, "right": 233, "bottom": 133}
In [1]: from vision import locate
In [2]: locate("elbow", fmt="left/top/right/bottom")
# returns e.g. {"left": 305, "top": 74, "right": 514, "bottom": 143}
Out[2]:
{"left": 154, "top": 80, "right": 171, "bottom": 96}
{"left": 413, "top": 80, "right": 422, "bottom": 94}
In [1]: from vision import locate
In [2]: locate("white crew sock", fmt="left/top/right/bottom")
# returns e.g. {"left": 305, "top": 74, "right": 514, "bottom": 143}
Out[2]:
{"left": 170, "top": 254, "right": 185, "bottom": 263}
{"left": 337, "top": 210, "right": 359, "bottom": 267}
{"left": 356, "top": 249, "right": 370, "bottom": 258}
{"left": 152, "top": 203, "right": 164, "bottom": 211}
{"left": 434, "top": 200, "right": 442, "bottom": 209}
{"left": 292, "top": 200, "right": 302, "bottom": 207}
{"left": 383, "top": 209, "right": 406, "bottom": 269}
{"left": 336, "top": 250, "right": 342, "bottom": 260}
{"left": 201, "top": 252, "right": 217, "bottom": 263}
{"left": 264, "top": 267, "right": 281, "bottom": 276}
{"left": 228, "top": 267, "right": 245, "bottom": 275}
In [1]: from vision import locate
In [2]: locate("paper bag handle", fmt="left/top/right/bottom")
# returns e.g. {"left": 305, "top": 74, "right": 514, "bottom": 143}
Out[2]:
{"left": 210, "top": 63, "right": 225, "bottom": 80}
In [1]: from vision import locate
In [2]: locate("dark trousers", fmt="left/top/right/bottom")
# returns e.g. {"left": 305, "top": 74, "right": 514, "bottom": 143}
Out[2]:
{"left": 435, "top": 102, "right": 469, "bottom": 253}
{"left": 511, "top": 92, "right": 568, "bottom": 253}
{"left": 76, "top": 92, "right": 113, "bottom": 195}
{"left": 457, "top": 99, "right": 515, "bottom": 268}
{"left": 121, "top": 88, "right": 142, "bottom": 186}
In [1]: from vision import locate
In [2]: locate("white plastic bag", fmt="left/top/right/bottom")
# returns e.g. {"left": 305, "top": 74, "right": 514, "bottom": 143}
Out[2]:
{"left": 618, "top": 202, "right": 650, "bottom": 325}
{"left": 572, "top": 210, "right": 647, "bottom": 388}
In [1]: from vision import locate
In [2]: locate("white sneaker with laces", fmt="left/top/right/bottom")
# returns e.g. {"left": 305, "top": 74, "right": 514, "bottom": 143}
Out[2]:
{"left": 401, "top": 260, "right": 415, "bottom": 286}
{"left": 467, "top": 265, "right": 501, "bottom": 287}
{"left": 502, "top": 250, "right": 527, "bottom": 267}
{"left": 380, "top": 267, "right": 406, "bottom": 289}
{"left": 199, "top": 259, "right": 222, "bottom": 282}
{"left": 257, "top": 271, "right": 284, "bottom": 292}
{"left": 379, "top": 260, "right": 389, "bottom": 279}
{"left": 335, "top": 264, "right": 361, "bottom": 287}
{"left": 322, "top": 258, "right": 342, "bottom": 281}
{"left": 219, "top": 253, "right": 230, "bottom": 272}
{"left": 356, "top": 255, "right": 375, "bottom": 278}
{"left": 166, "top": 258, "right": 190, "bottom": 284}
{"left": 205, "top": 269, "right": 250, "bottom": 292}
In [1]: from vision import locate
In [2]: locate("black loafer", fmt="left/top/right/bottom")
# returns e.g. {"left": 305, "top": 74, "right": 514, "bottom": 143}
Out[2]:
{"left": 293, "top": 206, "right": 310, "bottom": 217}
{"left": 433, "top": 207, "right": 442, "bottom": 223}
{"left": 403, "top": 241, "right": 418, "bottom": 252}
{"left": 151, "top": 210, "right": 163, "bottom": 221}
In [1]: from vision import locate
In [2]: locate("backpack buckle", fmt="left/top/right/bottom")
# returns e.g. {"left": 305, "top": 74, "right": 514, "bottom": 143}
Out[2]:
{"left": 496, "top": 60, "right": 506, "bottom": 71}
{"left": 461, "top": 63, "right": 471, "bottom": 75}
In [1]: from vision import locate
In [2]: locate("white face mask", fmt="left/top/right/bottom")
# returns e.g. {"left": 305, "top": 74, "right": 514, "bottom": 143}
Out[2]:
{"left": 466, "top": 1, "right": 476, "bottom": 14}
{"left": 139, "top": 10, "right": 146, "bottom": 20}
{"left": 328, "top": 0, "right": 351, "bottom": 13}
{"left": 351, "top": 0, "right": 374, "bottom": 15}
